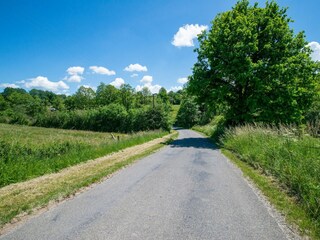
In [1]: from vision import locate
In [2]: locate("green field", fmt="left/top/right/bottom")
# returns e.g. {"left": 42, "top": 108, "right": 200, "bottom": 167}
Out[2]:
{"left": 169, "top": 105, "right": 180, "bottom": 124}
{"left": 0, "top": 123, "right": 167, "bottom": 187}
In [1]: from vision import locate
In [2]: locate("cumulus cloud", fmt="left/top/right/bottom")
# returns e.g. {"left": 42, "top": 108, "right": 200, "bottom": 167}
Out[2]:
{"left": 0, "top": 83, "right": 19, "bottom": 88}
{"left": 307, "top": 41, "right": 320, "bottom": 61}
{"left": 65, "top": 66, "right": 85, "bottom": 82}
{"left": 177, "top": 77, "right": 188, "bottom": 84}
{"left": 169, "top": 86, "right": 183, "bottom": 92}
{"left": 90, "top": 66, "right": 116, "bottom": 75}
{"left": 124, "top": 63, "right": 148, "bottom": 72}
{"left": 140, "top": 75, "right": 153, "bottom": 84}
{"left": 67, "top": 75, "right": 83, "bottom": 83}
{"left": 131, "top": 73, "right": 138, "bottom": 78}
{"left": 110, "top": 78, "right": 125, "bottom": 88}
{"left": 25, "top": 76, "right": 69, "bottom": 92}
{"left": 67, "top": 66, "right": 84, "bottom": 75}
{"left": 136, "top": 84, "right": 161, "bottom": 94}
{"left": 172, "top": 24, "right": 208, "bottom": 47}
{"left": 135, "top": 75, "right": 161, "bottom": 94}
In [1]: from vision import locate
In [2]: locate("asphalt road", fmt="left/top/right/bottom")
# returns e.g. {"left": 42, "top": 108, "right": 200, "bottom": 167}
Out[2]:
{"left": 1, "top": 129, "right": 291, "bottom": 240}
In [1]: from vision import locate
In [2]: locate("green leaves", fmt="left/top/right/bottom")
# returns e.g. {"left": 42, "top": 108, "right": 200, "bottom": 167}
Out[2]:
{"left": 176, "top": 97, "right": 200, "bottom": 128}
{"left": 188, "top": 0, "right": 319, "bottom": 125}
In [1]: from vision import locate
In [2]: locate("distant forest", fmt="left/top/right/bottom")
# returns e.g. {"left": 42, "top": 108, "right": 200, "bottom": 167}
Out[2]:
{"left": 0, "top": 83, "right": 183, "bottom": 132}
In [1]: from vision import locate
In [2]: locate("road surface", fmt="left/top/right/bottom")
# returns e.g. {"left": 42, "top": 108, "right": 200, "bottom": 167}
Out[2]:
{"left": 1, "top": 129, "right": 292, "bottom": 240}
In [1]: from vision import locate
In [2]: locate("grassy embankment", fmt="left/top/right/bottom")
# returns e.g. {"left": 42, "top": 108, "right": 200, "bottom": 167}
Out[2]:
{"left": 0, "top": 123, "right": 170, "bottom": 187}
{"left": 0, "top": 123, "right": 177, "bottom": 228}
{"left": 193, "top": 120, "right": 320, "bottom": 239}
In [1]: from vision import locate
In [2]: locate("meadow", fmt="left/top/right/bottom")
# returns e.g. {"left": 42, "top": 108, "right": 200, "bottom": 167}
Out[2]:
{"left": 0, "top": 123, "right": 167, "bottom": 187}
{"left": 169, "top": 104, "right": 180, "bottom": 124}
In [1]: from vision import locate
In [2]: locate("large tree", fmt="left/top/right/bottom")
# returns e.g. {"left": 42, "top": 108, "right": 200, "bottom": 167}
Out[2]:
{"left": 96, "top": 83, "right": 120, "bottom": 106}
{"left": 188, "top": 0, "right": 319, "bottom": 124}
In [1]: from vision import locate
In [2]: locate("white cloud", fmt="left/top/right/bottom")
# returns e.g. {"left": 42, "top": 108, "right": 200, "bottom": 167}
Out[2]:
{"left": 110, "top": 78, "right": 125, "bottom": 88}
{"left": 135, "top": 75, "right": 161, "bottom": 94}
{"left": 131, "top": 73, "right": 138, "bottom": 78}
{"left": 65, "top": 66, "right": 85, "bottom": 82}
{"left": 140, "top": 75, "right": 153, "bottom": 84}
{"left": 25, "top": 76, "right": 69, "bottom": 92}
{"left": 177, "top": 77, "right": 188, "bottom": 84}
{"left": 169, "top": 86, "right": 183, "bottom": 92}
{"left": 147, "top": 84, "right": 162, "bottom": 94}
{"left": 172, "top": 24, "right": 208, "bottom": 47}
{"left": 67, "top": 66, "right": 84, "bottom": 75}
{"left": 16, "top": 80, "right": 25, "bottom": 84}
{"left": 67, "top": 75, "right": 83, "bottom": 83}
{"left": 124, "top": 63, "right": 148, "bottom": 72}
{"left": 0, "top": 83, "right": 19, "bottom": 88}
{"left": 307, "top": 41, "right": 320, "bottom": 61}
{"left": 90, "top": 66, "right": 116, "bottom": 75}
{"left": 136, "top": 84, "right": 161, "bottom": 94}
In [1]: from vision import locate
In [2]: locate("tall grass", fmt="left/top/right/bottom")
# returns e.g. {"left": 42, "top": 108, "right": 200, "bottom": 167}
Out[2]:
{"left": 192, "top": 115, "right": 225, "bottom": 140}
{"left": 0, "top": 123, "right": 167, "bottom": 187}
{"left": 221, "top": 125, "right": 320, "bottom": 223}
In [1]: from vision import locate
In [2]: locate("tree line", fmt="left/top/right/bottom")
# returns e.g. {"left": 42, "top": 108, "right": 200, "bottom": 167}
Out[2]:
{"left": 176, "top": 0, "right": 319, "bottom": 131}
{"left": 0, "top": 83, "right": 183, "bottom": 132}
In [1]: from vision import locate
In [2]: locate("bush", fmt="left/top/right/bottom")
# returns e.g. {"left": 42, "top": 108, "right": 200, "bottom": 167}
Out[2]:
{"left": 144, "top": 106, "right": 170, "bottom": 131}
{"left": 176, "top": 98, "right": 200, "bottom": 128}
{"left": 33, "top": 104, "right": 171, "bottom": 133}
{"left": 93, "top": 104, "right": 128, "bottom": 132}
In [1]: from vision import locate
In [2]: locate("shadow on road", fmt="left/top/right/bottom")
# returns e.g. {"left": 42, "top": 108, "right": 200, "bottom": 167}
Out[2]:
{"left": 170, "top": 137, "right": 218, "bottom": 149}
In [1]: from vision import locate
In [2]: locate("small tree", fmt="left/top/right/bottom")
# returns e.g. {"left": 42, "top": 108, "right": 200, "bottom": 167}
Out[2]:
{"left": 74, "top": 86, "right": 96, "bottom": 109}
{"left": 120, "top": 84, "right": 134, "bottom": 110}
{"left": 188, "top": 0, "right": 319, "bottom": 125}
{"left": 158, "top": 87, "right": 169, "bottom": 104}
{"left": 176, "top": 98, "right": 200, "bottom": 128}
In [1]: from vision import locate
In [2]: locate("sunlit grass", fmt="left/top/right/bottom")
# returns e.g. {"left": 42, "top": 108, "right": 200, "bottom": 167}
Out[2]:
{"left": 0, "top": 123, "right": 167, "bottom": 187}
{"left": 194, "top": 122, "right": 320, "bottom": 238}
{"left": 222, "top": 125, "right": 320, "bottom": 223}
{"left": 169, "top": 104, "right": 180, "bottom": 124}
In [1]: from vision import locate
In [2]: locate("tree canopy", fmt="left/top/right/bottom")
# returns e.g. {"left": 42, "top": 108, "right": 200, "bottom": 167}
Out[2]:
{"left": 0, "top": 83, "right": 181, "bottom": 132}
{"left": 187, "top": 0, "right": 319, "bottom": 125}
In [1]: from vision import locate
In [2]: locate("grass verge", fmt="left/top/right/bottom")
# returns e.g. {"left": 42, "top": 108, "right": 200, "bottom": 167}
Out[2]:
{"left": 193, "top": 123, "right": 320, "bottom": 239}
{"left": 0, "top": 123, "right": 168, "bottom": 187}
{"left": 222, "top": 149, "right": 319, "bottom": 239}
{"left": 0, "top": 131, "right": 178, "bottom": 231}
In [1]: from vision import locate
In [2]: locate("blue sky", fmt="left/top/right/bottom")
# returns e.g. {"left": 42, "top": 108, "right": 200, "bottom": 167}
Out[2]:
{"left": 0, "top": 0, "right": 319, "bottom": 94}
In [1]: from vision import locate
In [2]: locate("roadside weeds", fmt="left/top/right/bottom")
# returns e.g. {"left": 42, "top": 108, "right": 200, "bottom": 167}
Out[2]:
{"left": 222, "top": 149, "right": 317, "bottom": 240}
{"left": 194, "top": 129, "right": 318, "bottom": 240}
